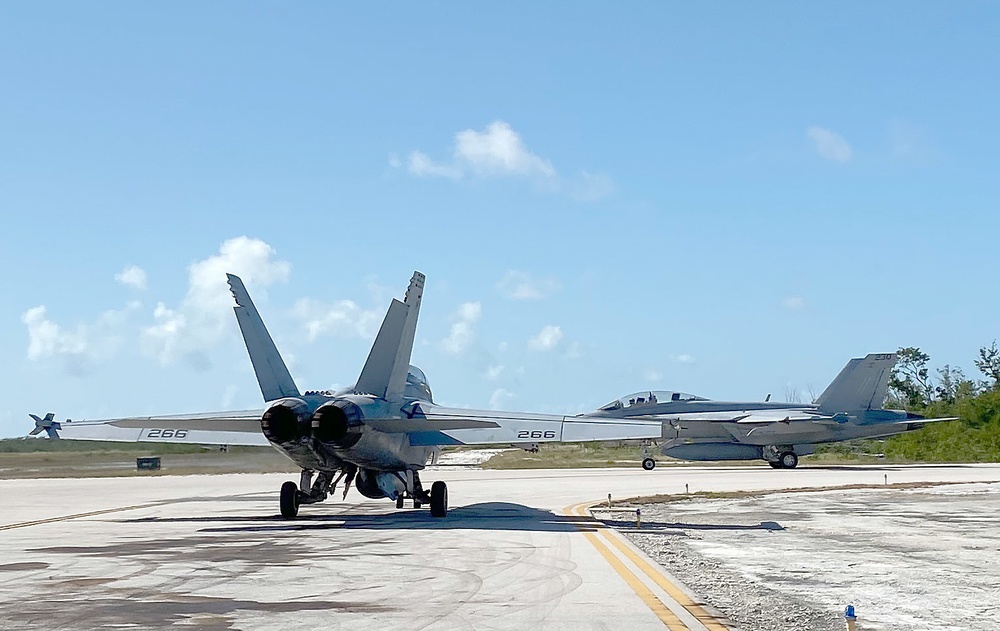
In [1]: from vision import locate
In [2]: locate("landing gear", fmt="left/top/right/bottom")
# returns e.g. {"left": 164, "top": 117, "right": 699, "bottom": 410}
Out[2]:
{"left": 280, "top": 480, "right": 299, "bottom": 519}
{"left": 640, "top": 439, "right": 657, "bottom": 471}
{"left": 430, "top": 480, "right": 448, "bottom": 518}
{"left": 396, "top": 494, "right": 405, "bottom": 509}
{"left": 641, "top": 458, "right": 656, "bottom": 471}
{"left": 779, "top": 451, "right": 799, "bottom": 469}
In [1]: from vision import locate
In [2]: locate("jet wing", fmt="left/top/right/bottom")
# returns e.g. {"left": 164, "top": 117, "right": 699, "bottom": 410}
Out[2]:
{"left": 406, "top": 405, "right": 663, "bottom": 446}
{"left": 630, "top": 410, "right": 829, "bottom": 424}
{"left": 28, "top": 410, "right": 269, "bottom": 446}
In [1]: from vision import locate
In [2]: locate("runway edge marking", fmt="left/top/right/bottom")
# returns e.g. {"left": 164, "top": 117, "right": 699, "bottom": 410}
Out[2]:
{"left": 563, "top": 501, "right": 688, "bottom": 630}
{"left": 564, "top": 500, "right": 732, "bottom": 631}
{"left": 0, "top": 503, "right": 160, "bottom": 531}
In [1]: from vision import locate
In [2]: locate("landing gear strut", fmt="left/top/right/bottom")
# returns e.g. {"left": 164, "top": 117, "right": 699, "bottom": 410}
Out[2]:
{"left": 640, "top": 440, "right": 656, "bottom": 471}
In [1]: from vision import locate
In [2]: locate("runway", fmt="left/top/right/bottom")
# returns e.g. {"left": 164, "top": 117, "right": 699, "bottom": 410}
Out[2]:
{"left": 2, "top": 464, "right": 999, "bottom": 630}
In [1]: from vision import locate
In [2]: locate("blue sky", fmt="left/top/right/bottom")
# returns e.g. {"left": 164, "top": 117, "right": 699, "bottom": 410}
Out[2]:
{"left": 2, "top": 3, "right": 998, "bottom": 436}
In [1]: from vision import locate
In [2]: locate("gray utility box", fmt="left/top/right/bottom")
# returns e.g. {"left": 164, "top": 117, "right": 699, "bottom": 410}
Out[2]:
{"left": 136, "top": 457, "right": 161, "bottom": 471}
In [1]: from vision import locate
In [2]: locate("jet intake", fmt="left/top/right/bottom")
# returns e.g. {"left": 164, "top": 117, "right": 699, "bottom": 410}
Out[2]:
{"left": 260, "top": 398, "right": 311, "bottom": 444}
{"left": 311, "top": 400, "right": 365, "bottom": 448}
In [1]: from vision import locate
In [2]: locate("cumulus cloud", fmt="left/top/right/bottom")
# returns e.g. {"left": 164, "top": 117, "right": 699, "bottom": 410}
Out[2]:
{"left": 528, "top": 325, "right": 564, "bottom": 351}
{"left": 670, "top": 354, "right": 696, "bottom": 364}
{"left": 22, "top": 303, "right": 138, "bottom": 375}
{"left": 114, "top": 265, "right": 148, "bottom": 290}
{"left": 497, "top": 270, "right": 560, "bottom": 301}
{"left": 807, "top": 126, "right": 852, "bottom": 162}
{"left": 141, "top": 236, "right": 291, "bottom": 368}
{"left": 489, "top": 387, "right": 515, "bottom": 410}
{"left": 398, "top": 121, "right": 614, "bottom": 201}
{"left": 441, "top": 302, "right": 482, "bottom": 355}
{"left": 485, "top": 365, "right": 505, "bottom": 380}
{"left": 645, "top": 369, "right": 663, "bottom": 382}
{"left": 292, "top": 298, "right": 382, "bottom": 341}
{"left": 782, "top": 296, "right": 807, "bottom": 310}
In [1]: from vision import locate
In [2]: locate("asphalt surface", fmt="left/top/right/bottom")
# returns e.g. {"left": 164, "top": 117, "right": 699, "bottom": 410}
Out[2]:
{"left": 2, "top": 464, "right": 999, "bottom": 630}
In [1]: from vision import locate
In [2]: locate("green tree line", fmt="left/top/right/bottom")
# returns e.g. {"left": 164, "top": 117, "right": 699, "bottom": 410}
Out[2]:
{"left": 879, "top": 343, "right": 1000, "bottom": 461}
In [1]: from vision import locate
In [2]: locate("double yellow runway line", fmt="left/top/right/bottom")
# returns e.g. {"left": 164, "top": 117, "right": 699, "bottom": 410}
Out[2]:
{"left": 563, "top": 501, "right": 729, "bottom": 631}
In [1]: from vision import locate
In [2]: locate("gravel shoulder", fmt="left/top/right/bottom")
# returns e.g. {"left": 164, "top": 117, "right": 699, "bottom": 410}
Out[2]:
{"left": 596, "top": 482, "right": 1000, "bottom": 631}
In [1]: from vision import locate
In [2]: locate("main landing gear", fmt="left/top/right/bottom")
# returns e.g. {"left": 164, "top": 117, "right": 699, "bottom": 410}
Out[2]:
{"left": 764, "top": 446, "right": 799, "bottom": 469}
{"left": 278, "top": 468, "right": 448, "bottom": 519}
{"left": 640, "top": 439, "right": 657, "bottom": 471}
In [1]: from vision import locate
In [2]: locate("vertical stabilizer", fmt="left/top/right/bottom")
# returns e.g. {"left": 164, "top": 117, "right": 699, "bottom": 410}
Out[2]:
{"left": 816, "top": 353, "right": 897, "bottom": 414}
{"left": 227, "top": 274, "right": 300, "bottom": 402}
{"left": 354, "top": 271, "right": 425, "bottom": 400}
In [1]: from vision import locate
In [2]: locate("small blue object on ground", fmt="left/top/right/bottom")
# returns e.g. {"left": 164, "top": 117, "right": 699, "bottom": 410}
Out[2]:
{"left": 845, "top": 604, "right": 857, "bottom": 620}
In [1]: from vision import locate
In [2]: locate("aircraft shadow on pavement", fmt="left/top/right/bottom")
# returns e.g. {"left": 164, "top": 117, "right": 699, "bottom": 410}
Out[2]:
{"left": 121, "top": 502, "right": 597, "bottom": 534}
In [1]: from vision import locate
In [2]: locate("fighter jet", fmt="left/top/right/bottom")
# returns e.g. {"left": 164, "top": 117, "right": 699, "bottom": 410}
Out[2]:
{"left": 588, "top": 353, "right": 957, "bottom": 470}
{"left": 29, "top": 272, "right": 662, "bottom": 518}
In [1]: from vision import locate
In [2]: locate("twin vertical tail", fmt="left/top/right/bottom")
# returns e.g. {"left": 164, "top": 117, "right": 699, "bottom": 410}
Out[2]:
{"left": 815, "top": 353, "right": 898, "bottom": 414}
{"left": 227, "top": 271, "right": 426, "bottom": 404}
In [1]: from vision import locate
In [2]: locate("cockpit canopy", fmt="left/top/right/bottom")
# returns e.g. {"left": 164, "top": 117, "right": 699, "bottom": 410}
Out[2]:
{"left": 405, "top": 365, "right": 433, "bottom": 402}
{"left": 599, "top": 390, "right": 709, "bottom": 411}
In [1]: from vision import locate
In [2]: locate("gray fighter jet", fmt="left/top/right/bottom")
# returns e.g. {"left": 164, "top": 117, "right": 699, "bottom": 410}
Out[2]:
{"left": 589, "top": 353, "right": 957, "bottom": 470}
{"left": 29, "top": 272, "right": 662, "bottom": 518}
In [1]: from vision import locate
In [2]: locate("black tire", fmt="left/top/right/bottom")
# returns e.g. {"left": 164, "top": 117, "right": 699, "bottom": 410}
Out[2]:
{"left": 430, "top": 481, "right": 448, "bottom": 518}
{"left": 641, "top": 458, "right": 656, "bottom": 471}
{"left": 779, "top": 452, "right": 798, "bottom": 469}
{"left": 396, "top": 494, "right": 405, "bottom": 509}
{"left": 280, "top": 481, "right": 299, "bottom": 519}
{"left": 413, "top": 500, "right": 422, "bottom": 509}
{"left": 768, "top": 461, "right": 783, "bottom": 469}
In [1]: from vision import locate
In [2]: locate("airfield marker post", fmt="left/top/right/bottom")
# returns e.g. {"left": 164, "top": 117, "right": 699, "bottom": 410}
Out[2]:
{"left": 608, "top": 493, "right": 612, "bottom": 508}
{"left": 685, "top": 483, "right": 689, "bottom": 494}
{"left": 884, "top": 474, "right": 888, "bottom": 485}
{"left": 844, "top": 604, "right": 857, "bottom": 630}
{"left": 635, "top": 508, "right": 641, "bottom": 528}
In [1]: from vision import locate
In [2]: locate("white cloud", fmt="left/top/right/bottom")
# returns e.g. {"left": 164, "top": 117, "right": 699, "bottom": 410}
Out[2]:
{"left": 22, "top": 303, "right": 137, "bottom": 375}
{"left": 399, "top": 121, "right": 614, "bottom": 201}
{"left": 455, "top": 121, "right": 555, "bottom": 178}
{"left": 114, "top": 265, "right": 148, "bottom": 290}
{"left": 497, "top": 270, "right": 560, "bottom": 300}
{"left": 528, "top": 325, "right": 564, "bottom": 351}
{"left": 782, "top": 296, "right": 806, "bottom": 310}
{"left": 407, "top": 150, "right": 463, "bottom": 179}
{"left": 670, "top": 354, "right": 696, "bottom": 364}
{"left": 645, "top": 369, "right": 663, "bottom": 382}
{"left": 141, "top": 236, "right": 291, "bottom": 367}
{"left": 441, "top": 301, "right": 482, "bottom": 355}
{"left": 807, "top": 126, "right": 852, "bottom": 162}
{"left": 292, "top": 298, "right": 382, "bottom": 341}
{"left": 489, "top": 387, "right": 515, "bottom": 410}
{"left": 485, "top": 365, "right": 505, "bottom": 380}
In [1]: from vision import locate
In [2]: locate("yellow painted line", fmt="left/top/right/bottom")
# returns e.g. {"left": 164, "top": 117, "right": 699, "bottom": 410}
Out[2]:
{"left": 563, "top": 501, "right": 687, "bottom": 629}
{"left": 598, "top": 529, "right": 729, "bottom": 631}
{"left": 0, "top": 503, "right": 159, "bottom": 531}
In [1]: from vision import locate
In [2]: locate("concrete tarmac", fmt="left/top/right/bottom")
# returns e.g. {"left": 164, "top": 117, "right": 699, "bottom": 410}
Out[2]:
{"left": 2, "top": 464, "right": 999, "bottom": 630}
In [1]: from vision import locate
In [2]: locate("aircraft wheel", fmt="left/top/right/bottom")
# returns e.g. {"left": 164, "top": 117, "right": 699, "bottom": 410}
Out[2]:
{"left": 641, "top": 458, "right": 656, "bottom": 471}
{"left": 430, "top": 481, "right": 448, "bottom": 518}
{"left": 396, "top": 494, "right": 405, "bottom": 509}
{"left": 280, "top": 481, "right": 299, "bottom": 519}
{"left": 779, "top": 452, "right": 798, "bottom": 469}
{"left": 413, "top": 499, "right": 422, "bottom": 509}
{"left": 768, "top": 461, "right": 783, "bottom": 469}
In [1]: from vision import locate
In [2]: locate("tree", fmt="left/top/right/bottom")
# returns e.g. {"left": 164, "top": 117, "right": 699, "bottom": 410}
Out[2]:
{"left": 974, "top": 341, "right": 1000, "bottom": 391}
{"left": 889, "top": 347, "right": 933, "bottom": 407}
{"left": 934, "top": 365, "right": 978, "bottom": 404}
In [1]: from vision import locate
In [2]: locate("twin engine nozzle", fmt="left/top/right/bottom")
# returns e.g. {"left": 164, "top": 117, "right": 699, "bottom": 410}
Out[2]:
{"left": 259, "top": 397, "right": 365, "bottom": 449}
